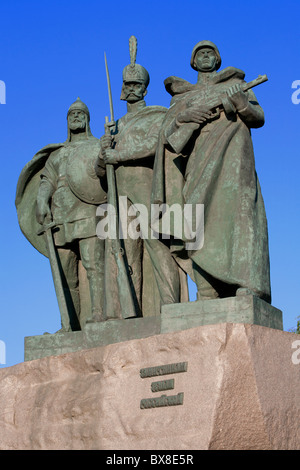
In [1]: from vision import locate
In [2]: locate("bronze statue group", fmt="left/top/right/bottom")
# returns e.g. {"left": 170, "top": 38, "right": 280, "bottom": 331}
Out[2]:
{"left": 16, "top": 38, "right": 271, "bottom": 331}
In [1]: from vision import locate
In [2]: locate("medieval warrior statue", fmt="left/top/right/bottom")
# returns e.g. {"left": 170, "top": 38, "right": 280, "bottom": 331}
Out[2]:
{"left": 15, "top": 37, "right": 188, "bottom": 330}
{"left": 98, "top": 36, "right": 188, "bottom": 318}
{"left": 15, "top": 98, "right": 108, "bottom": 331}
{"left": 151, "top": 40, "right": 271, "bottom": 304}
{"left": 16, "top": 38, "right": 271, "bottom": 336}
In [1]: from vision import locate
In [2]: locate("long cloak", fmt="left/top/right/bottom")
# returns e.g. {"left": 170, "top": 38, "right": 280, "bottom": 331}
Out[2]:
{"left": 15, "top": 141, "right": 103, "bottom": 325}
{"left": 152, "top": 67, "right": 271, "bottom": 303}
{"left": 104, "top": 104, "right": 189, "bottom": 317}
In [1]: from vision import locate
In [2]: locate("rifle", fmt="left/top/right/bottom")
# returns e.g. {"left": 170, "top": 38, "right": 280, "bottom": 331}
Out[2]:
{"left": 213, "top": 74, "right": 268, "bottom": 114}
{"left": 103, "top": 53, "right": 137, "bottom": 319}
{"left": 167, "top": 74, "right": 268, "bottom": 154}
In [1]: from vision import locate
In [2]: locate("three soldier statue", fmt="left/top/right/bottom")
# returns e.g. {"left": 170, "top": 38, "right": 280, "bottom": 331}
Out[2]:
{"left": 15, "top": 38, "right": 271, "bottom": 332}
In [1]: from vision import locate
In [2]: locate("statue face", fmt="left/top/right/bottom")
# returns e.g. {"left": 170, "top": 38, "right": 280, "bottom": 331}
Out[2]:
{"left": 122, "top": 81, "right": 146, "bottom": 103}
{"left": 194, "top": 47, "right": 217, "bottom": 72}
{"left": 68, "top": 110, "right": 86, "bottom": 131}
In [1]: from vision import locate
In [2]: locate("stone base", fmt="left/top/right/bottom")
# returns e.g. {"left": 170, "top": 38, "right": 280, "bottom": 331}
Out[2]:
{"left": 161, "top": 294, "right": 283, "bottom": 333}
{"left": 24, "top": 316, "right": 161, "bottom": 361}
{"left": 1, "top": 323, "right": 299, "bottom": 450}
{"left": 24, "top": 295, "right": 282, "bottom": 361}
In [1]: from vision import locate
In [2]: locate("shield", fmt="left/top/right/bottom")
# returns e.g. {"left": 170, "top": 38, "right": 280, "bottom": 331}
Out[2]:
{"left": 66, "top": 140, "right": 107, "bottom": 205}
{"left": 15, "top": 143, "right": 64, "bottom": 257}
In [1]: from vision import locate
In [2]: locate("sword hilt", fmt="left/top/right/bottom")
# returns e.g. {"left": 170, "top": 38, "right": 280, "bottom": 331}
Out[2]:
{"left": 104, "top": 116, "right": 115, "bottom": 135}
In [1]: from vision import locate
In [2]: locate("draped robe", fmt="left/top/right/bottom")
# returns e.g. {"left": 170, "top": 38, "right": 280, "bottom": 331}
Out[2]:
{"left": 152, "top": 67, "right": 271, "bottom": 303}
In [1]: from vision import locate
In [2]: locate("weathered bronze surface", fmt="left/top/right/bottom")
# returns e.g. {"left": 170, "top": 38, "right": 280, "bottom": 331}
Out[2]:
{"left": 16, "top": 37, "right": 276, "bottom": 350}
{"left": 140, "top": 393, "right": 184, "bottom": 409}
{"left": 152, "top": 40, "right": 271, "bottom": 304}
{"left": 140, "top": 361, "right": 187, "bottom": 410}
{"left": 24, "top": 294, "right": 282, "bottom": 361}
{"left": 16, "top": 98, "right": 106, "bottom": 330}
{"left": 140, "top": 362, "right": 188, "bottom": 378}
{"left": 98, "top": 36, "right": 187, "bottom": 319}
{"left": 151, "top": 379, "right": 175, "bottom": 392}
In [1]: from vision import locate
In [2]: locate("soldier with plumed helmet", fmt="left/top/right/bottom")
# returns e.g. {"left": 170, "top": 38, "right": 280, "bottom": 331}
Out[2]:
{"left": 98, "top": 36, "right": 187, "bottom": 316}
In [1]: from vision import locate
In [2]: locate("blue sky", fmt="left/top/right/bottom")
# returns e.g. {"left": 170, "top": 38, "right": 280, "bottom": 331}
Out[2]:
{"left": 1, "top": 0, "right": 299, "bottom": 367}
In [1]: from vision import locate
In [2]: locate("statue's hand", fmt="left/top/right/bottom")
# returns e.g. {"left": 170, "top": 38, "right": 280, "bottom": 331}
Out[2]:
{"left": 177, "top": 106, "right": 212, "bottom": 124}
{"left": 95, "top": 157, "right": 106, "bottom": 177}
{"left": 103, "top": 149, "right": 119, "bottom": 165}
{"left": 100, "top": 134, "right": 113, "bottom": 150}
{"left": 36, "top": 201, "right": 51, "bottom": 225}
{"left": 226, "top": 83, "right": 248, "bottom": 112}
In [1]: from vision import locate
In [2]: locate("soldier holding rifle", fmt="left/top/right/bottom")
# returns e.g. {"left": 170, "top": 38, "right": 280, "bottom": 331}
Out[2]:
{"left": 152, "top": 40, "right": 271, "bottom": 303}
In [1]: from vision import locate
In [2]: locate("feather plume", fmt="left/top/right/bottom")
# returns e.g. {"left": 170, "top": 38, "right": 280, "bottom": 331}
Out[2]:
{"left": 129, "top": 35, "right": 137, "bottom": 67}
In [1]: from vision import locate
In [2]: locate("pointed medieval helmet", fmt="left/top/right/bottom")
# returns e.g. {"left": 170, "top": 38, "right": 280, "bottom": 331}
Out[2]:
{"left": 67, "top": 97, "right": 90, "bottom": 121}
{"left": 120, "top": 36, "right": 150, "bottom": 99}
{"left": 190, "top": 40, "right": 222, "bottom": 71}
{"left": 66, "top": 97, "right": 92, "bottom": 141}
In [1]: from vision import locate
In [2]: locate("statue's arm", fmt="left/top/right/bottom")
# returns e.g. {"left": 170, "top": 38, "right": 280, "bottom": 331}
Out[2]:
{"left": 36, "top": 177, "right": 54, "bottom": 225}
{"left": 162, "top": 106, "right": 201, "bottom": 155}
{"left": 117, "top": 134, "right": 159, "bottom": 162}
{"left": 227, "top": 86, "right": 265, "bottom": 128}
{"left": 102, "top": 118, "right": 164, "bottom": 164}
{"left": 96, "top": 133, "right": 113, "bottom": 174}
{"left": 36, "top": 160, "right": 56, "bottom": 225}
{"left": 95, "top": 157, "right": 106, "bottom": 177}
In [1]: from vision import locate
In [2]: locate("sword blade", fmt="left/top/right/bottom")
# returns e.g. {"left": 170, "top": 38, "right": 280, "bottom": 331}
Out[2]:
{"left": 104, "top": 52, "right": 114, "bottom": 123}
{"left": 45, "top": 228, "right": 71, "bottom": 331}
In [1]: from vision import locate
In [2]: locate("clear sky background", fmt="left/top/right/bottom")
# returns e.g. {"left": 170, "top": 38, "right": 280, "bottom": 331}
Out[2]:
{"left": 1, "top": 0, "right": 299, "bottom": 368}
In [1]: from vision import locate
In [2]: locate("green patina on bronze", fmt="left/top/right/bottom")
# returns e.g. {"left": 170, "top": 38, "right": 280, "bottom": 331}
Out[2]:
{"left": 97, "top": 36, "right": 188, "bottom": 319}
{"left": 16, "top": 38, "right": 278, "bottom": 356}
{"left": 15, "top": 36, "right": 187, "bottom": 337}
{"left": 152, "top": 40, "right": 271, "bottom": 304}
{"left": 16, "top": 99, "right": 107, "bottom": 331}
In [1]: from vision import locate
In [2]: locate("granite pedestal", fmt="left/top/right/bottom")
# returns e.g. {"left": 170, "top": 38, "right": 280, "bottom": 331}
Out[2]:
{"left": 1, "top": 322, "right": 299, "bottom": 450}
{"left": 24, "top": 295, "right": 283, "bottom": 361}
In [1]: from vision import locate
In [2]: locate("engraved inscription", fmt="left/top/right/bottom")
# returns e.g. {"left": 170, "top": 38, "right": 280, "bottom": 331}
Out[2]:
{"left": 140, "top": 362, "right": 188, "bottom": 378}
{"left": 140, "top": 362, "right": 187, "bottom": 410}
{"left": 140, "top": 393, "right": 184, "bottom": 409}
{"left": 151, "top": 379, "right": 174, "bottom": 393}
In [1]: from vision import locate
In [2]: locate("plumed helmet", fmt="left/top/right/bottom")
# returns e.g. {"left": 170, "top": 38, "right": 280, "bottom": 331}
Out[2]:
{"left": 67, "top": 97, "right": 90, "bottom": 121}
{"left": 122, "top": 36, "right": 150, "bottom": 87}
{"left": 190, "top": 40, "right": 222, "bottom": 71}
